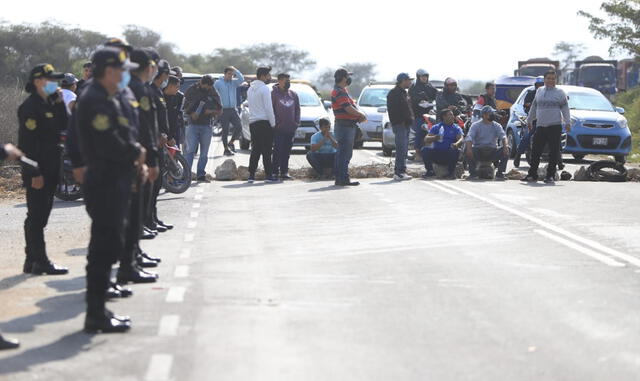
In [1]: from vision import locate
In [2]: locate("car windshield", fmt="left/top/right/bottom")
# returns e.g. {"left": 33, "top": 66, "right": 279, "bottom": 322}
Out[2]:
{"left": 292, "top": 85, "right": 321, "bottom": 107}
{"left": 520, "top": 66, "right": 553, "bottom": 77}
{"left": 579, "top": 66, "right": 616, "bottom": 86}
{"left": 567, "top": 91, "right": 615, "bottom": 112}
{"left": 359, "top": 88, "right": 391, "bottom": 107}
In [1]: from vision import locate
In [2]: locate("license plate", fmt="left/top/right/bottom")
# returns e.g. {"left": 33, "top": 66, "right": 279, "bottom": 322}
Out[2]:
{"left": 593, "top": 137, "right": 608, "bottom": 146}
{"left": 295, "top": 130, "right": 305, "bottom": 139}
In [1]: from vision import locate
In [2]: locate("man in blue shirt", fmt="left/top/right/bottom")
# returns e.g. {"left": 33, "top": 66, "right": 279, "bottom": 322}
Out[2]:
{"left": 306, "top": 118, "right": 337, "bottom": 178}
{"left": 214, "top": 66, "right": 244, "bottom": 156}
{"left": 421, "top": 109, "right": 464, "bottom": 179}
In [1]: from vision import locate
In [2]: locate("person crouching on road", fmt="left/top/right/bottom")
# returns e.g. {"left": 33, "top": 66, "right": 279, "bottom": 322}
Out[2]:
{"left": 271, "top": 73, "right": 301, "bottom": 180}
{"left": 18, "top": 63, "right": 69, "bottom": 276}
{"left": 387, "top": 72, "right": 415, "bottom": 181}
{"left": 307, "top": 118, "right": 337, "bottom": 178}
{"left": 421, "top": 109, "right": 464, "bottom": 179}
{"left": 465, "top": 106, "right": 509, "bottom": 180}
{"left": 247, "top": 66, "right": 278, "bottom": 183}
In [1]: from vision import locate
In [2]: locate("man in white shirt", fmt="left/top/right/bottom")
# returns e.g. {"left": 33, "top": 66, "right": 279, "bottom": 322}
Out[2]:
{"left": 247, "top": 66, "right": 277, "bottom": 183}
{"left": 60, "top": 73, "right": 78, "bottom": 115}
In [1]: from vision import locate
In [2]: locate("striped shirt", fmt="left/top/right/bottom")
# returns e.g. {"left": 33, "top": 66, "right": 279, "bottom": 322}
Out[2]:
{"left": 331, "top": 86, "right": 359, "bottom": 121}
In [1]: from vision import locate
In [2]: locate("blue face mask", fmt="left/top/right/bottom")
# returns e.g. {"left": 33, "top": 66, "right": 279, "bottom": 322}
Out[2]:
{"left": 161, "top": 79, "right": 169, "bottom": 89}
{"left": 43, "top": 81, "right": 58, "bottom": 95}
{"left": 118, "top": 70, "right": 131, "bottom": 91}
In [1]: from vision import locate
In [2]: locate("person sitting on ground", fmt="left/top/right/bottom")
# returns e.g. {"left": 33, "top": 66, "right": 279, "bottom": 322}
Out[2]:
{"left": 306, "top": 118, "right": 337, "bottom": 178}
{"left": 421, "top": 109, "right": 464, "bottom": 179}
{"left": 465, "top": 106, "right": 509, "bottom": 180}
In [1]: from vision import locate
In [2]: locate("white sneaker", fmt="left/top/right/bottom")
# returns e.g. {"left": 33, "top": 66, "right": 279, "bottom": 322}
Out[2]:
{"left": 393, "top": 174, "right": 403, "bottom": 181}
{"left": 400, "top": 173, "right": 412, "bottom": 181}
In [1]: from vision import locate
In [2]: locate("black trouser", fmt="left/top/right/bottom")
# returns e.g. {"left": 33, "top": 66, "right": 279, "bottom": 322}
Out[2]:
{"left": 24, "top": 178, "right": 57, "bottom": 264}
{"left": 528, "top": 124, "right": 562, "bottom": 178}
{"left": 249, "top": 121, "right": 274, "bottom": 176}
{"left": 84, "top": 172, "right": 132, "bottom": 317}
{"left": 145, "top": 152, "right": 165, "bottom": 226}
{"left": 122, "top": 179, "right": 143, "bottom": 271}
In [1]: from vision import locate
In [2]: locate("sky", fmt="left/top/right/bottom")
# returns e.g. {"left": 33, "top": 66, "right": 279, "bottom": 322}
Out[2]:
{"left": 0, "top": 0, "right": 625, "bottom": 82}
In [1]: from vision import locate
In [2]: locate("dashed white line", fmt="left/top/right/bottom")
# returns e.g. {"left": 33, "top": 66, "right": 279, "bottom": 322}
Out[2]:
{"left": 192, "top": 203, "right": 201, "bottom": 209}
{"left": 145, "top": 353, "right": 173, "bottom": 381}
{"left": 190, "top": 211, "right": 199, "bottom": 218}
{"left": 184, "top": 233, "right": 194, "bottom": 242}
{"left": 188, "top": 221, "right": 198, "bottom": 229}
{"left": 158, "top": 315, "right": 180, "bottom": 336}
{"left": 422, "top": 181, "right": 460, "bottom": 195}
{"left": 179, "top": 248, "right": 191, "bottom": 259}
{"left": 196, "top": 188, "right": 204, "bottom": 194}
{"left": 166, "top": 287, "right": 186, "bottom": 303}
{"left": 174, "top": 265, "right": 189, "bottom": 278}
{"left": 534, "top": 229, "right": 625, "bottom": 267}
{"left": 194, "top": 194, "right": 203, "bottom": 201}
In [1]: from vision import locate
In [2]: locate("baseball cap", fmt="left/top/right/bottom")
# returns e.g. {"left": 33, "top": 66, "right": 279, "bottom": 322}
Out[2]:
{"left": 481, "top": 105, "right": 495, "bottom": 115}
{"left": 130, "top": 48, "right": 154, "bottom": 70}
{"left": 29, "top": 64, "right": 65, "bottom": 81}
{"left": 396, "top": 72, "right": 414, "bottom": 82}
{"left": 104, "top": 37, "right": 133, "bottom": 53}
{"left": 92, "top": 47, "right": 139, "bottom": 71}
{"left": 61, "top": 73, "right": 78, "bottom": 86}
{"left": 334, "top": 68, "right": 353, "bottom": 79}
{"left": 156, "top": 59, "right": 175, "bottom": 75}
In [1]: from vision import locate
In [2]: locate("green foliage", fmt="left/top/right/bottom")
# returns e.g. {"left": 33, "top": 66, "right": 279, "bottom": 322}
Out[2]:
{"left": 579, "top": 0, "right": 640, "bottom": 56}
{"left": 316, "top": 62, "right": 377, "bottom": 98}
{"left": 552, "top": 41, "right": 586, "bottom": 71}
{"left": 614, "top": 88, "right": 640, "bottom": 161}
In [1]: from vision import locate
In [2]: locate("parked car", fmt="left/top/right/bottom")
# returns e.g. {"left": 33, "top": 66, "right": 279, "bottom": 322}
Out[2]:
{"left": 356, "top": 83, "right": 394, "bottom": 147}
{"left": 239, "top": 82, "right": 331, "bottom": 150}
{"left": 505, "top": 85, "right": 631, "bottom": 163}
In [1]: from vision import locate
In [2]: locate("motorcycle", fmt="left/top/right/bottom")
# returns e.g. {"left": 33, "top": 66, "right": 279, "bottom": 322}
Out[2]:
{"left": 54, "top": 133, "right": 83, "bottom": 202}
{"left": 162, "top": 144, "right": 191, "bottom": 194}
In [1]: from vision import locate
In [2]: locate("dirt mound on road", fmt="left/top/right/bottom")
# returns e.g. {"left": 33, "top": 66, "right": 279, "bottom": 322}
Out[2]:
{"left": 0, "top": 165, "right": 23, "bottom": 198}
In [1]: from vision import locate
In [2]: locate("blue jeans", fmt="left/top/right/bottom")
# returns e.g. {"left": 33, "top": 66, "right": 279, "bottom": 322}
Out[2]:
{"left": 393, "top": 124, "right": 410, "bottom": 175}
{"left": 467, "top": 147, "right": 508, "bottom": 176}
{"left": 421, "top": 147, "right": 459, "bottom": 175}
{"left": 412, "top": 118, "right": 426, "bottom": 153}
{"left": 306, "top": 151, "right": 336, "bottom": 176}
{"left": 517, "top": 125, "right": 536, "bottom": 155}
{"left": 272, "top": 130, "right": 295, "bottom": 175}
{"left": 185, "top": 124, "right": 213, "bottom": 178}
{"left": 334, "top": 120, "right": 357, "bottom": 183}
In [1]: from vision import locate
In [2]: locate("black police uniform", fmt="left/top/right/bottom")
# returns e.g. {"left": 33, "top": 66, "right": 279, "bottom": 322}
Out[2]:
{"left": 76, "top": 48, "right": 140, "bottom": 332}
{"left": 147, "top": 81, "right": 169, "bottom": 229}
{"left": 17, "top": 64, "right": 69, "bottom": 275}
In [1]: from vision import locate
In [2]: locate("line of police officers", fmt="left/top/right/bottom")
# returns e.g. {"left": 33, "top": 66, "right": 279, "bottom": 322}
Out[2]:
{"left": 16, "top": 38, "right": 182, "bottom": 333}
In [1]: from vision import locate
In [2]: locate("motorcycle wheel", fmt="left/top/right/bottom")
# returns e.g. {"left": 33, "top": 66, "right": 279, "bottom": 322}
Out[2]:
{"left": 162, "top": 153, "right": 192, "bottom": 194}
{"left": 507, "top": 131, "right": 517, "bottom": 159}
{"left": 55, "top": 174, "right": 83, "bottom": 201}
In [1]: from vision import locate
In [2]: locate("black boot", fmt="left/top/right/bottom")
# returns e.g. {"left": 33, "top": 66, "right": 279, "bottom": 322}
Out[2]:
{"left": 0, "top": 334, "right": 20, "bottom": 350}
{"left": 116, "top": 266, "right": 158, "bottom": 284}
{"left": 136, "top": 254, "right": 158, "bottom": 268}
{"left": 84, "top": 312, "right": 131, "bottom": 333}
{"left": 141, "top": 251, "right": 161, "bottom": 263}
{"left": 31, "top": 261, "right": 69, "bottom": 275}
{"left": 156, "top": 219, "right": 174, "bottom": 230}
{"left": 23, "top": 260, "right": 33, "bottom": 274}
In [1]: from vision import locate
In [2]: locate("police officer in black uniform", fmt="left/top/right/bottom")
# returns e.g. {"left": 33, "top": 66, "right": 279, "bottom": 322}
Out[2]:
{"left": 18, "top": 63, "right": 69, "bottom": 275}
{"left": 76, "top": 47, "right": 145, "bottom": 333}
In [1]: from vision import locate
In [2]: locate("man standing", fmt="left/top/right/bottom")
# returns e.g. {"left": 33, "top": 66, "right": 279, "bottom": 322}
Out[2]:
{"left": 164, "top": 75, "right": 183, "bottom": 148}
{"left": 522, "top": 71, "right": 571, "bottom": 184}
{"left": 171, "top": 66, "right": 186, "bottom": 150}
{"left": 421, "top": 109, "right": 464, "bottom": 179}
{"left": 465, "top": 106, "right": 509, "bottom": 180}
{"left": 60, "top": 73, "right": 79, "bottom": 115}
{"left": 214, "top": 66, "right": 245, "bottom": 155}
{"left": 76, "top": 61, "right": 93, "bottom": 95}
{"left": 476, "top": 82, "right": 497, "bottom": 109}
{"left": 18, "top": 63, "right": 69, "bottom": 275}
{"left": 306, "top": 118, "right": 337, "bottom": 177}
{"left": 183, "top": 75, "right": 222, "bottom": 182}
{"left": 387, "top": 72, "right": 415, "bottom": 181}
{"left": 331, "top": 68, "right": 367, "bottom": 186}
{"left": 514, "top": 77, "right": 544, "bottom": 168}
{"left": 247, "top": 66, "right": 278, "bottom": 183}
{"left": 409, "top": 69, "right": 439, "bottom": 160}
{"left": 76, "top": 48, "right": 143, "bottom": 332}
{"left": 271, "top": 73, "right": 300, "bottom": 180}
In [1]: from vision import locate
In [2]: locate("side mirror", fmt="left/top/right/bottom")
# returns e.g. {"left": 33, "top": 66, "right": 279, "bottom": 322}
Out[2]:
{"left": 377, "top": 106, "right": 387, "bottom": 113}
{"left": 323, "top": 100, "right": 332, "bottom": 110}
{"left": 616, "top": 107, "right": 625, "bottom": 115}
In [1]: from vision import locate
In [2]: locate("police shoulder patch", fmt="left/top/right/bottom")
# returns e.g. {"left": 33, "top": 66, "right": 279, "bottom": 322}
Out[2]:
{"left": 129, "top": 99, "right": 140, "bottom": 108}
{"left": 92, "top": 114, "right": 110, "bottom": 131}
{"left": 25, "top": 118, "right": 37, "bottom": 130}
{"left": 140, "top": 96, "right": 151, "bottom": 111}
{"left": 118, "top": 116, "right": 129, "bottom": 127}
{"left": 45, "top": 112, "right": 54, "bottom": 118}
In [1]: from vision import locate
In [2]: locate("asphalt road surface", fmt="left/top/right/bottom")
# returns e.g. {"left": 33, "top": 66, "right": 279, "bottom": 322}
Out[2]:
{"left": 0, "top": 136, "right": 639, "bottom": 381}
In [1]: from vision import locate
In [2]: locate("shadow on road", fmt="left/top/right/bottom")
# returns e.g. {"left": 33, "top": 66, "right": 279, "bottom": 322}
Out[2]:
{"left": 308, "top": 185, "right": 350, "bottom": 193}
{"left": 370, "top": 180, "right": 397, "bottom": 185}
{"left": 0, "top": 331, "right": 92, "bottom": 375}
{"left": 66, "top": 248, "right": 86, "bottom": 257}
{"left": 0, "top": 274, "right": 30, "bottom": 291}
{"left": 0, "top": 291, "right": 84, "bottom": 334}
{"left": 45, "top": 276, "right": 85, "bottom": 293}
{"left": 12, "top": 200, "right": 84, "bottom": 209}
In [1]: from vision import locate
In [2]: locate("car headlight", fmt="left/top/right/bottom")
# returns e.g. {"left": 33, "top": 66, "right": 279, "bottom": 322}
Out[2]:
{"left": 570, "top": 117, "right": 578, "bottom": 126}
{"left": 618, "top": 118, "right": 629, "bottom": 130}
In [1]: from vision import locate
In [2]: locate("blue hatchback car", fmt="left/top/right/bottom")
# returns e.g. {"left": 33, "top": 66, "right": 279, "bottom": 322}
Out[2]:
{"left": 506, "top": 85, "right": 631, "bottom": 163}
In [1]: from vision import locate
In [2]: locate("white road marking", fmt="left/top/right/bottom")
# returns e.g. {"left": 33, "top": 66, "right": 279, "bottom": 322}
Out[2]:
{"left": 179, "top": 248, "right": 191, "bottom": 259}
{"left": 381, "top": 198, "right": 394, "bottom": 203}
{"left": 192, "top": 203, "right": 201, "bottom": 209}
{"left": 190, "top": 211, "right": 199, "bottom": 218}
{"left": 435, "top": 181, "right": 640, "bottom": 268}
{"left": 174, "top": 265, "right": 189, "bottom": 278}
{"left": 184, "top": 233, "right": 194, "bottom": 242}
{"left": 166, "top": 287, "right": 186, "bottom": 303}
{"left": 188, "top": 221, "right": 198, "bottom": 229}
{"left": 158, "top": 315, "right": 180, "bottom": 336}
{"left": 534, "top": 229, "right": 625, "bottom": 267}
{"left": 196, "top": 188, "right": 204, "bottom": 194}
{"left": 362, "top": 150, "right": 388, "bottom": 163}
{"left": 194, "top": 194, "right": 203, "bottom": 201}
{"left": 145, "top": 353, "right": 173, "bottom": 381}
{"left": 422, "top": 181, "right": 459, "bottom": 195}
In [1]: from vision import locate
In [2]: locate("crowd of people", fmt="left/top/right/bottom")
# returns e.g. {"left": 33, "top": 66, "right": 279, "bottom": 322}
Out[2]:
{"left": 0, "top": 38, "right": 571, "bottom": 347}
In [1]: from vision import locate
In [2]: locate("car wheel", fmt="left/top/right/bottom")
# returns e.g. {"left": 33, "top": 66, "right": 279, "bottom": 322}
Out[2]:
{"left": 382, "top": 147, "right": 393, "bottom": 157}
{"left": 507, "top": 130, "right": 516, "bottom": 159}
{"left": 240, "top": 136, "right": 250, "bottom": 150}
{"left": 572, "top": 154, "right": 585, "bottom": 161}
{"left": 353, "top": 140, "right": 364, "bottom": 149}
{"left": 614, "top": 155, "right": 626, "bottom": 164}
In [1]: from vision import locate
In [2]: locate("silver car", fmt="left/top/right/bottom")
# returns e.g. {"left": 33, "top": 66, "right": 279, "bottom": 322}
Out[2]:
{"left": 356, "top": 83, "right": 394, "bottom": 147}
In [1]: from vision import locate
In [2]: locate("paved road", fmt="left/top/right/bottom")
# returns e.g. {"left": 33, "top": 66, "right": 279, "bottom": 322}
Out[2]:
{"left": 0, "top": 139, "right": 639, "bottom": 380}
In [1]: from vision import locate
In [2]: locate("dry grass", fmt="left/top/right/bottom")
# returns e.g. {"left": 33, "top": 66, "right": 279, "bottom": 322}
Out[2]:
{"left": 0, "top": 84, "right": 24, "bottom": 145}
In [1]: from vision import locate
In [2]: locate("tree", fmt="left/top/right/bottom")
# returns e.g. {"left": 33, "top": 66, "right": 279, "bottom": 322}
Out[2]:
{"left": 316, "top": 62, "right": 377, "bottom": 98}
{"left": 244, "top": 43, "right": 316, "bottom": 75}
{"left": 579, "top": 0, "right": 640, "bottom": 57}
{"left": 552, "top": 41, "right": 586, "bottom": 71}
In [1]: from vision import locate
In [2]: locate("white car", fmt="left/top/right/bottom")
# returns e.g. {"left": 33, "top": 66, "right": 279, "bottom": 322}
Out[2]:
{"left": 356, "top": 83, "right": 395, "bottom": 147}
{"left": 240, "top": 82, "right": 331, "bottom": 150}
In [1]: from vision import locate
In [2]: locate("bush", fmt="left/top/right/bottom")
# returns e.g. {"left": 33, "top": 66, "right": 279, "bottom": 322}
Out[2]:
{"left": 614, "top": 88, "right": 640, "bottom": 162}
{"left": 0, "top": 84, "right": 25, "bottom": 145}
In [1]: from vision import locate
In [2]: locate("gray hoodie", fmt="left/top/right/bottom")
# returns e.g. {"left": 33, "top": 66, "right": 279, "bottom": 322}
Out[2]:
{"left": 526, "top": 86, "right": 571, "bottom": 128}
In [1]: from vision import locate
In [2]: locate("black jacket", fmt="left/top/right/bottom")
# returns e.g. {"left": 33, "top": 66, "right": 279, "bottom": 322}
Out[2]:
{"left": 183, "top": 84, "right": 222, "bottom": 126}
{"left": 436, "top": 91, "right": 465, "bottom": 114}
{"left": 409, "top": 81, "right": 439, "bottom": 116}
{"left": 165, "top": 92, "right": 184, "bottom": 141}
{"left": 129, "top": 76, "right": 159, "bottom": 167}
{"left": 150, "top": 83, "right": 169, "bottom": 136}
{"left": 386, "top": 85, "right": 414, "bottom": 127}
